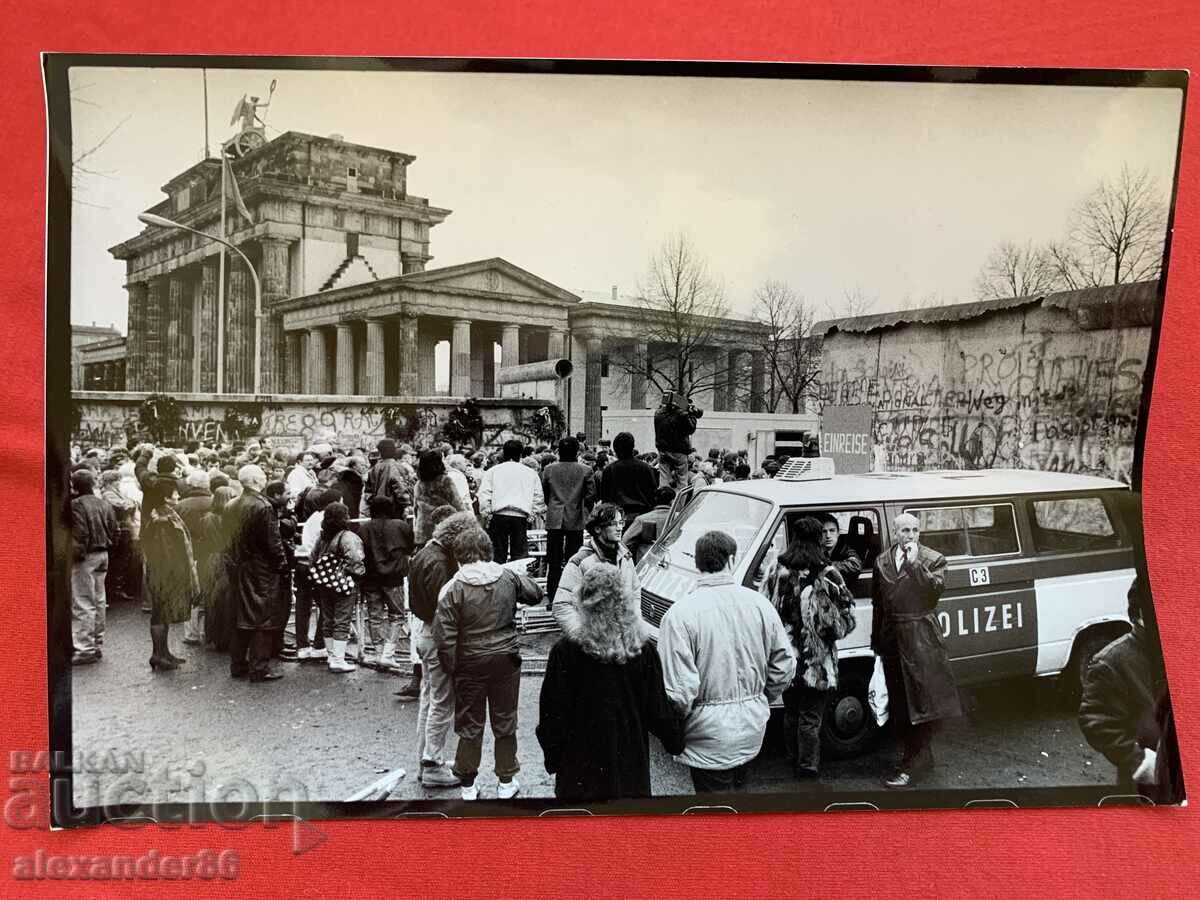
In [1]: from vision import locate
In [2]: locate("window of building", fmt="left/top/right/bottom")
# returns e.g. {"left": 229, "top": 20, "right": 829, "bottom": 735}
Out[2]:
{"left": 347, "top": 166, "right": 358, "bottom": 177}
{"left": 601, "top": 354, "right": 610, "bottom": 377}
{"left": 904, "top": 504, "right": 1020, "bottom": 558}
{"left": 346, "top": 232, "right": 359, "bottom": 257}
{"left": 1030, "top": 497, "right": 1119, "bottom": 553}
{"left": 176, "top": 185, "right": 190, "bottom": 212}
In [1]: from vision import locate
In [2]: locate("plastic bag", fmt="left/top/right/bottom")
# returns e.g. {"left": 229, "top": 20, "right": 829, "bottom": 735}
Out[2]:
{"left": 869, "top": 655, "right": 889, "bottom": 727}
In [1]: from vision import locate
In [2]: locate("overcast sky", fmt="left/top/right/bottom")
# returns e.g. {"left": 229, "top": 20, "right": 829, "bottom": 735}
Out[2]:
{"left": 66, "top": 65, "right": 1183, "bottom": 332}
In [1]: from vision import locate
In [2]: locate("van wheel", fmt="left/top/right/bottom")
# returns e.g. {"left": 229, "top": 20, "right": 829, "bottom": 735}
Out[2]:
{"left": 1065, "top": 625, "right": 1128, "bottom": 703}
{"left": 820, "top": 666, "right": 882, "bottom": 760}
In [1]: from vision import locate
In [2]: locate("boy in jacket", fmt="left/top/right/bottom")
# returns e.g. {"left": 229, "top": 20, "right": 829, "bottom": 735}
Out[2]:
{"left": 434, "top": 527, "right": 544, "bottom": 800}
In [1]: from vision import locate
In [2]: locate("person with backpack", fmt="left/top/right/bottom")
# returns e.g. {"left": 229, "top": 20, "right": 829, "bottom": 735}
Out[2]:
{"left": 309, "top": 502, "right": 366, "bottom": 673}
{"left": 294, "top": 488, "right": 342, "bottom": 660}
{"left": 360, "top": 495, "right": 415, "bottom": 671}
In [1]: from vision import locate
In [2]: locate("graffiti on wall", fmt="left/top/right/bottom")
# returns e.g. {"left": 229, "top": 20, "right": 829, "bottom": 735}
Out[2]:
{"left": 821, "top": 331, "right": 1145, "bottom": 483}
{"left": 72, "top": 398, "right": 537, "bottom": 453}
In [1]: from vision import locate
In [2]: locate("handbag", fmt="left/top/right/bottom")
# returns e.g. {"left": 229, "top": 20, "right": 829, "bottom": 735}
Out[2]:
{"left": 309, "top": 533, "right": 355, "bottom": 596}
{"left": 868, "top": 655, "right": 890, "bottom": 727}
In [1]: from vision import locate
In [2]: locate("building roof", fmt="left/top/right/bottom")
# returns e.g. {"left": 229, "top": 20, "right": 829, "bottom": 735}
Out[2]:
{"left": 813, "top": 280, "right": 1160, "bottom": 336}
{"left": 71, "top": 324, "right": 121, "bottom": 338}
{"left": 694, "top": 468, "right": 1128, "bottom": 507}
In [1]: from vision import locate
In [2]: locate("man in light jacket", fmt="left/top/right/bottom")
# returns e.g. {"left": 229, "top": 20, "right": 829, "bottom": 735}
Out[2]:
{"left": 658, "top": 530, "right": 796, "bottom": 793}
{"left": 478, "top": 439, "right": 546, "bottom": 564}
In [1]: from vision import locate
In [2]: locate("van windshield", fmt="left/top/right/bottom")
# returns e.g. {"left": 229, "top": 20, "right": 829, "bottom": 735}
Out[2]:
{"left": 656, "top": 490, "right": 773, "bottom": 573}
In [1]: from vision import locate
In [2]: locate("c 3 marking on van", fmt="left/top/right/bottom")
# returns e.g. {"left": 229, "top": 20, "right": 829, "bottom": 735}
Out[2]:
{"left": 968, "top": 565, "right": 991, "bottom": 586}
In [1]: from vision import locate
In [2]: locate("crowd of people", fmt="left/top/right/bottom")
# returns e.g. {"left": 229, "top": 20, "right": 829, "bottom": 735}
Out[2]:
{"left": 66, "top": 419, "right": 829, "bottom": 801}
{"left": 66, "top": 395, "right": 1167, "bottom": 803}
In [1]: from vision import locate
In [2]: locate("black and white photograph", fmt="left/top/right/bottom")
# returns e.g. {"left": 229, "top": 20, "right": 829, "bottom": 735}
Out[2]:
{"left": 47, "top": 57, "right": 1186, "bottom": 821}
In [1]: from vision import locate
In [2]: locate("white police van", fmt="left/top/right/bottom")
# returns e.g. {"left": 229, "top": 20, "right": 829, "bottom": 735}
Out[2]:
{"left": 637, "top": 459, "right": 1139, "bottom": 757}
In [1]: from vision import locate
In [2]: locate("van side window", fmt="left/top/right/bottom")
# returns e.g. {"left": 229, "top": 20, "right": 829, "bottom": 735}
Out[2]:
{"left": 1031, "top": 497, "right": 1119, "bottom": 552}
{"left": 906, "top": 504, "right": 1019, "bottom": 558}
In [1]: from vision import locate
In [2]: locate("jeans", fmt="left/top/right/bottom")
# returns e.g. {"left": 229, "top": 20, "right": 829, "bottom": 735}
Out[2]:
{"left": 317, "top": 588, "right": 356, "bottom": 642}
{"left": 230, "top": 628, "right": 272, "bottom": 679}
{"left": 658, "top": 450, "right": 690, "bottom": 491}
{"left": 451, "top": 653, "right": 522, "bottom": 785}
{"left": 487, "top": 513, "right": 528, "bottom": 565}
{"left": 363, "top": 583, "right": 406, "bottom": 647}
{"left": 413, "top": 618, "right": 455, "bottom": 765}
{"left": 783, "top": 684, "right": 830, "bottom": 775}
{"left": 882, "top": 655, "right": 938, "bottom": 773}
{"left": 544, "top": 529, "right": 583, "bottom": 604}
{"left": 690, "top": 763, "right": 748, "bottom": 794}
{"left": 71, "top": 550, "right": 108, "bottom": 655}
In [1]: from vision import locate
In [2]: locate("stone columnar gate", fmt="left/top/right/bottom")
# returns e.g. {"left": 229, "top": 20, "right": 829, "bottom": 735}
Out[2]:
{"left": 90, "top": 128, "right": 775, "bottom": 448}
{"left": 816, "top": 281, "right": 1158, "bottom": 484}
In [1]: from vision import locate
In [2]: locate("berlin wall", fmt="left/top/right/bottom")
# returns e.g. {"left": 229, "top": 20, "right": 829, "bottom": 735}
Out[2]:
{"left": 70, "top": 392, "right": 553, "bottom": 453}
{"left": 818, "top": 282, "right": 1159, "bottom": 484}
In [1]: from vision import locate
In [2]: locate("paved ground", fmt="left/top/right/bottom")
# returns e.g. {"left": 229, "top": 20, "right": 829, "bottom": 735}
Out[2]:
{"left": 71, "top": 600, "right": 1120, "bottom": 812}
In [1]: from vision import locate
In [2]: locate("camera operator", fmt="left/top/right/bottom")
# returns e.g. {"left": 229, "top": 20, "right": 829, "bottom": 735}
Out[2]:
{"left": 654, "top": 392, "right": 702, "bottom": 491}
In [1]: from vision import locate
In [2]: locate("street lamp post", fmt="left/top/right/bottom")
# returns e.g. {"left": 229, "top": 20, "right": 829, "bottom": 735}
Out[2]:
{"left": 137, "top": 212, "right": 263, "bottom": 396}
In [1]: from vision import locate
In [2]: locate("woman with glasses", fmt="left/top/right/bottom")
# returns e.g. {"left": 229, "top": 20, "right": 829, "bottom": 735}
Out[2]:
{"left": 551, "top": 502, "right": 644, "bottom": 639}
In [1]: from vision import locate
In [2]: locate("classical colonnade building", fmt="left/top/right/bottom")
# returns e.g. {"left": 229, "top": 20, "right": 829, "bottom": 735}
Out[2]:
{"left": 102, "top": 130, "right": 770, "bottom": 442}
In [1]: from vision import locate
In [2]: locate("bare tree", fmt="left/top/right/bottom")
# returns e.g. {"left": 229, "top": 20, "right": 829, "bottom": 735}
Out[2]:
{"left": 1047, "top": 165, "right": 1168, "bottom": 288}
{"left": 613, "top": 234, "right": 733, "bottom": 402}
{"left": 974, "top": 240, "right": 1060, "bottom": 300}
{"left": 752, "top": 280, "right": 821, "bottom": 414}
{"left": 71, "top": 83, "right": 131, "bottom": 209}
{"left": 823, "top": 286, "right": 878, "bottom": 321}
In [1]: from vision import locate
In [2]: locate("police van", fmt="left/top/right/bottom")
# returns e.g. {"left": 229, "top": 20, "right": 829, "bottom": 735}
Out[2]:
{"left": 636, "top": 459, "right": 1140, "bottom": 757}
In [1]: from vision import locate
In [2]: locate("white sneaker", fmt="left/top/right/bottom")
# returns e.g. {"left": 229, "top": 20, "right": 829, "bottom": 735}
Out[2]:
{"left": 296, "top": 647, "right": 313, "bottom": 660}
{"left": 461, "top": 785, "right": 478, "bottom": 801}
{"left": 307, "top": 647, "right": 327, "bottom": 660}
{"left": 497, "top": 778, "right": 520, "bottom": 800}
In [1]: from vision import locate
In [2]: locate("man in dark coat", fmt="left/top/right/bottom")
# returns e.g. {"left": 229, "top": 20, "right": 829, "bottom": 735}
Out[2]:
{"left": 600, "top": 431, "right": 658, "bottom": 527}
{"left": 1079, "top": 576, "right": 1172, "bottom": 795}
{"left": 360, "top": 438, "right": 413, "bottom": 517}
{"left": 653, "top": 392, "right": 700, "bottom": 491}
{"left": 540, "top": 436, "right": 597, "bottom": 603}
{"left": 621, "top": 485, "right": 676, "bottom": 563}
{"left": 871, "top": 512, "right": 962, "bottom": 788}
{"left": 225, "top": 465, "right": 289, "bottom": 682}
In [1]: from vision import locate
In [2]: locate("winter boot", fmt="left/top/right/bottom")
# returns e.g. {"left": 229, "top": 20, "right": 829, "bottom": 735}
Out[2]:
{"left": 377, "top": 641, "right": 400, "bottom": 672}
{"left": 327, "top": 639, "right": 357, "bottom": 673}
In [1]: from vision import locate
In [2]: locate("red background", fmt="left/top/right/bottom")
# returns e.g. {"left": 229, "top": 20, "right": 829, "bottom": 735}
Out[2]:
{"left": 4, "top": 2, "right": 1198, "bottom": 896}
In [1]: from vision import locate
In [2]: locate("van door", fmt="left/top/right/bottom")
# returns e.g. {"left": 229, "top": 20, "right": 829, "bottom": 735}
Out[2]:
{"left": 894, "top": 500, "right": 1036, "bottom": 687}
{"left": 1021, "top": 490, "right": 1134, "bottom": 677}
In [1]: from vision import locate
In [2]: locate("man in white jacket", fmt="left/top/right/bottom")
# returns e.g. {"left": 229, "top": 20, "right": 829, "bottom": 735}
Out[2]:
{"left": 478, "top": 440, "right": 546, "bottom": 564}
{"left": 658, "top": 530, "right": 796, "bottom": 794}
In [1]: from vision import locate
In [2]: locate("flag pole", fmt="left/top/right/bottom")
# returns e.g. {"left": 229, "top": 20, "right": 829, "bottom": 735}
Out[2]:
{"left": 202, "top": 69, "right": 210, "bottom": 160}
{"left": 216, "top": 143, "right": 227, "bottom": 394}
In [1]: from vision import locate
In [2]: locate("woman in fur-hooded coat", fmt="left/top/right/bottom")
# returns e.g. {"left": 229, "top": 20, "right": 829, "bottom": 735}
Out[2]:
{"left": 536, "top": 563, "right": 685, "bottom": 803}
{"left": 413, "top": 450, "right": 467, "bottom": 545}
